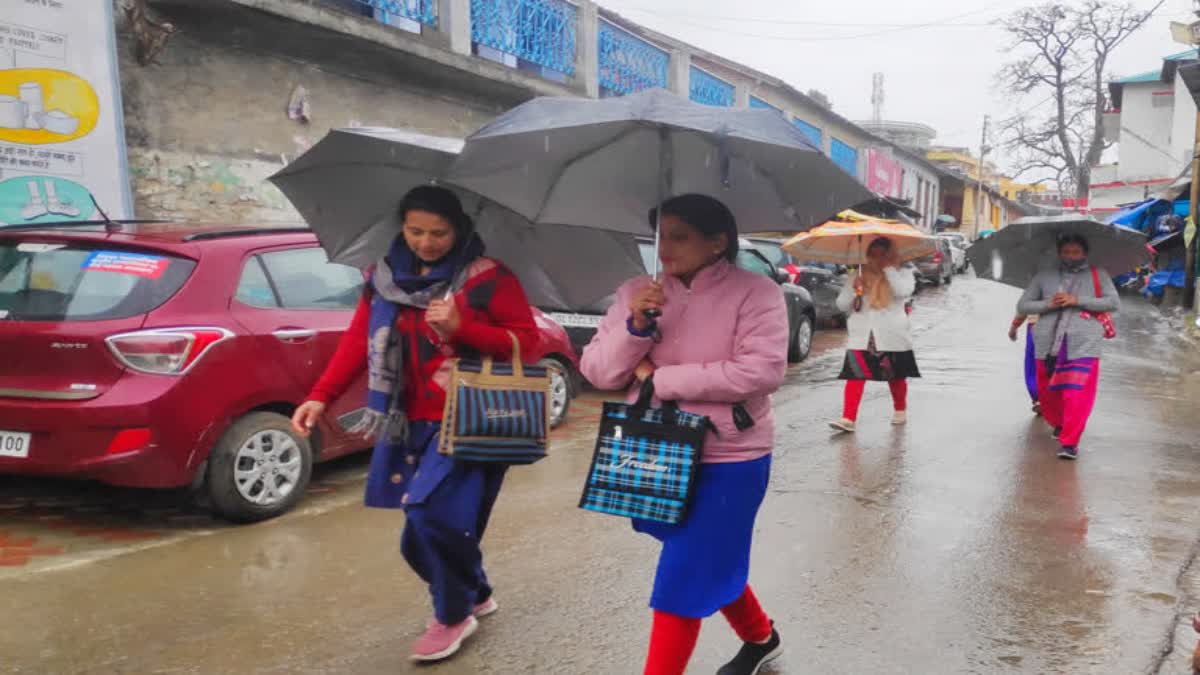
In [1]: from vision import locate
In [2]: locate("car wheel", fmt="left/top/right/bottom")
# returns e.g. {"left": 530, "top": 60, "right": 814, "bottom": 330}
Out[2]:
{"left": 538, "top": 358, "right": 572, "bottom": 429}
{"left": 944, "top": 271, "right": 953, "bottom": 286}
{"left": 206, "top": 412, "right": 313, "bottom": 523}
{"left": 787, "top": 314, "right": 814, "bottom": 363}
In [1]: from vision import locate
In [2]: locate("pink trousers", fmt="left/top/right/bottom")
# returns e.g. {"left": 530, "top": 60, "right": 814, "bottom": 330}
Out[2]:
{"left": 1036, "top": 356, "right": 1099, "bottom": 448}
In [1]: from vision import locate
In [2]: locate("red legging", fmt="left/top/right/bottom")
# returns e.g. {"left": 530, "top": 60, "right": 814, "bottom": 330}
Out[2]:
{"left": 643, "top": 586, "right": 772, "bottom": 675}
{"left": 842, "top": 379, "right": 907, "bottom": 421}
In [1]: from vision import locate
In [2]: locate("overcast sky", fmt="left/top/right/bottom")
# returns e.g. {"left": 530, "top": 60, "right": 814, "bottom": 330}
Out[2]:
{"left": 597, "top": 0, "right": 1196, "bottom": 177}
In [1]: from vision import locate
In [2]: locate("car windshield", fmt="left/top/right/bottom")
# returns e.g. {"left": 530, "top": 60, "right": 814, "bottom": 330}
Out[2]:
{"left": 0, "top": 240, "right": 196, "bottom": 321}
{"left": 748, "top": 241, "right": 792, "bottom": 268}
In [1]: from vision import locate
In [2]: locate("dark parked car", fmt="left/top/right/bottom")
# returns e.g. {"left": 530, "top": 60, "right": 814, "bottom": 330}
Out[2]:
{"left": 914, "top": 237, "right": 955, "bottom": 286}
{"left": 0, "top": 223, "right": 579, "bottom": 522}
{"left": 541, "top": 236, "right": 819, "bottom": 364}
{"left": 745, "top": 237, "right": 846, "bottom": 325}
{"left": 638, "top": 237, "right": 816, "bottom": 363}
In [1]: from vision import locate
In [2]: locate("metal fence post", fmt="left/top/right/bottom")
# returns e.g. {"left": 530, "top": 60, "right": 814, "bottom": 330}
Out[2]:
{"left": 438, "top": 0, "right": 472, "bottom": 55}
{"left": 668, "top": 48, "right": 690, "bottom": 97}
{"left": 576, "top": 0, "right": 599, "bottom": 97}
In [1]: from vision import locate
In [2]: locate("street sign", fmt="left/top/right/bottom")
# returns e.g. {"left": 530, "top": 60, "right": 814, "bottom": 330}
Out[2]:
{"left": 1170, "top": 20, "right": 1200, "bottom": 46}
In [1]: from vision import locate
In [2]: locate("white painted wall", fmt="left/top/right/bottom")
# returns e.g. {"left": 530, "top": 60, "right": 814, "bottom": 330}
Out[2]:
{"left": 1118, "top": 81, "right": 1181, "bottom": 181}
{"left": 1171, "top": 71, "right": 1197, "bottom": 173}
{"left": 1091, "top": 183, "right": 1156, "bottom": 213}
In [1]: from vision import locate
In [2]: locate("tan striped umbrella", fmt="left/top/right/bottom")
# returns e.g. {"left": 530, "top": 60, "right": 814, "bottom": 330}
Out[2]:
{"left": 781, "top": 218, "right": 936, "bottom": 265}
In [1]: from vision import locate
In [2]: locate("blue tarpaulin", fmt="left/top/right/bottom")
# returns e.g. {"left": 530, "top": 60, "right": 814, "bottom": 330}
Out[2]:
{"left": 1145, "top": 263, "right": 1187, "bottom": 298}
{"left": 1107, "top": 198, "right": 1172, "bottom": 232}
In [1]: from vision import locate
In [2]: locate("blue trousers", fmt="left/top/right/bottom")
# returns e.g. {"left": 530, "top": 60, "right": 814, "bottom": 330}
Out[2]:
{"left": 366, "top": 422, "right": 506, "bottom": 625}
{"left": 1024, "top": 324, "right": 1039, "bottom": 404}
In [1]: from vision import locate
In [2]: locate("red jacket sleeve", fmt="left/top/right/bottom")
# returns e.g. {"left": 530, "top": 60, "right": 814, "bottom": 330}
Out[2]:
{"left": 451, "top": 265, "right": 539, "bottom": 362}
{"left": 308, "top": 291, "right": 370, "bottom": 404}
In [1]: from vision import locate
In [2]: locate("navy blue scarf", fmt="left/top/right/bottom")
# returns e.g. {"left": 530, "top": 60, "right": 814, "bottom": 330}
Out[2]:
{"left": 348, "top": 234, "right": 484, "bottom": 443}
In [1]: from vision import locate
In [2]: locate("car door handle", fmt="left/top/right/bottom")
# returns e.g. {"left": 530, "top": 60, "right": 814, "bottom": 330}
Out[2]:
{"left": 272, "top": 328, "right": 317, "bottom": 342}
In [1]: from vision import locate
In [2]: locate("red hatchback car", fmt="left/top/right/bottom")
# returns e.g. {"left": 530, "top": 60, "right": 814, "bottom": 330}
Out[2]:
{"left": 0, "top": 223, "right": 578, "bottom": 522}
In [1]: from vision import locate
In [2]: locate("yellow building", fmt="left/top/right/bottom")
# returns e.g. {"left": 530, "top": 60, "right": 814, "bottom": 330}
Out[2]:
{"left": 926, "top": 147, "right": 1031, "bottom": 238}
{"left": 999, "top": 177, "right": 1047, "bottom": 203}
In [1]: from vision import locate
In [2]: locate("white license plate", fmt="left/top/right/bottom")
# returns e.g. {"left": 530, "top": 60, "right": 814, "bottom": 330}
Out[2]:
{"left": 547, "top": 312, "right": 602, "bottom": 328}
{"left": 0, "top": 430, "right": 30, "bottom": 458}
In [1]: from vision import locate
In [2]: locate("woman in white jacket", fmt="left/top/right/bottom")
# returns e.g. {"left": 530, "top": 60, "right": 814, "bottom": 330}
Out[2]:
{"left": 830, "top": 237, "right": 920, "bottom": 433}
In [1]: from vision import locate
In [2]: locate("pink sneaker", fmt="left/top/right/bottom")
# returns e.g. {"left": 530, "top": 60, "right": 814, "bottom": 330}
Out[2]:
{"left": 474, "top": 597, "right": 499, "bottom": 618}
{"left": 410, "top": 615, "right": 478, "bottom": 662}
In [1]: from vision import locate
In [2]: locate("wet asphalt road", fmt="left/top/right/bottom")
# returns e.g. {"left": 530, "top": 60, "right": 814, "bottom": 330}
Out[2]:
{"left": 5, "top": 277, "right": 1200, "bottom": 674}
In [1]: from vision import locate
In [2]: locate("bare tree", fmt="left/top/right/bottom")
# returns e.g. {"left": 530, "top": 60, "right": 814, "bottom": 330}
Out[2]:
{"left": 997, "top": 1, "right": 1163, "bottom": 197}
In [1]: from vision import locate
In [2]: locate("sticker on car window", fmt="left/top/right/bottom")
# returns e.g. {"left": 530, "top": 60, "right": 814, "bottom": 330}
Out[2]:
{"left": 16, "top": 243, "right": 67, "bottom": 253}
{"left": 81, "top": 250, "right": 170, "bottom": 279}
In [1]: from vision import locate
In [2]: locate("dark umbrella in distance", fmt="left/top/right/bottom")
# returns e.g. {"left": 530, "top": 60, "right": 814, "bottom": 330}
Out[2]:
{"left": 967, "top": 215, "right": 1149, "bottom": 288}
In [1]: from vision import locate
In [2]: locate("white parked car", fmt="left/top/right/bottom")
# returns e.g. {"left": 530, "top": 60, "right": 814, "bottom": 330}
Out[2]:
{"left": 937, "top": 234, "right": 969, "bottom": 273}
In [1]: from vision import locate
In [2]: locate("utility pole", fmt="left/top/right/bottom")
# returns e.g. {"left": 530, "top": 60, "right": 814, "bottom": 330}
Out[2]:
{"left": 973, "top": 115, "right": 991, "bottom": 241}
{"left": 1174, "top": 4, "right": 1200, "bottom": 309}
{"left": 871, "top": 73, "right": 884, "bottom": 124}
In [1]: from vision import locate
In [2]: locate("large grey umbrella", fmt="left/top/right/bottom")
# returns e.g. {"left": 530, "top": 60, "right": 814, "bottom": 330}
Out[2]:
{"left": 446, "top": 88, "right": 872, "bottom": 275}
{"left": 967, "top": 215, "right": 1149, "bottom": 288}
{"left": 268, "top": 127, "right": 645, "bottom": 311}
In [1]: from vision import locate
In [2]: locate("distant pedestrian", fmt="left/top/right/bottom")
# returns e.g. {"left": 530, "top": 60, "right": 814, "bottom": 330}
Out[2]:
{"left": 1009, "top": 313, "right": 1041, "bottom": 415}
{"left": 1017, "top": 233, "right": 1120, "bottom": 460}
{"left": 830, "top": 237, "right": 921, "bottom": 433}
{"left": 581, "top": 194, "right": 788, "bottom": 675}
{"left": 290, "top": 186, "right": 539, "bottom": 662}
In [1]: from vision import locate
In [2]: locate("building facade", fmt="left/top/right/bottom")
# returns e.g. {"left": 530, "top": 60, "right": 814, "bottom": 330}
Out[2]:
{"left": 95, "top": 0, "right": 959, "bottom": 228}
{"left": 1094, "top": 49, "right": 1198, "bottom": 213}
{"left": 926, "top": 147, "right": 1027, "bottom": 237}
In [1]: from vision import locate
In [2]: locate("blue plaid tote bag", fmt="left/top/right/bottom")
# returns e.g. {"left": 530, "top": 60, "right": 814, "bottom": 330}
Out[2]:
{"left": 438, "top": 332, "right": 550, "bottom": 465}
{"left": 578, "top": 378, "right": 709, "bottom": 524}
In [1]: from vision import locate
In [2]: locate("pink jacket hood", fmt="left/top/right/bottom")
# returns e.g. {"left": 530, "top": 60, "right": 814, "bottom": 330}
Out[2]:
{"left": 581, "top": 259, "right": 789, "bottom": 463}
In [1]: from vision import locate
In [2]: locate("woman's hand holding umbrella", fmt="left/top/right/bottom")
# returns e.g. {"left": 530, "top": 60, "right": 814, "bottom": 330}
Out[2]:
{"left": 426, "top": 298, "right": 461, "bottom": 337}
{"left": 630, "top": 281, "right": 665, "bottom": 332}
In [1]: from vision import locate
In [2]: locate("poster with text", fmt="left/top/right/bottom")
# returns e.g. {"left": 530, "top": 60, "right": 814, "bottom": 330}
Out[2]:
{"left": 0, "top": 0, "right": 131, "bottom": 226}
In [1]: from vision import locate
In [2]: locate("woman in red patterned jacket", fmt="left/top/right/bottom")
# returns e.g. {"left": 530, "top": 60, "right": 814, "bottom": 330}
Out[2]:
{"left": 291, "top": 186, "right": 537, "bottom": 663}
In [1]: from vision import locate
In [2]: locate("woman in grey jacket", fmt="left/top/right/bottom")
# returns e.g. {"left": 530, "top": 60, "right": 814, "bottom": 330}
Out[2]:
{"left": 1017, "top": 234, "right": 1120, "bottom": 460}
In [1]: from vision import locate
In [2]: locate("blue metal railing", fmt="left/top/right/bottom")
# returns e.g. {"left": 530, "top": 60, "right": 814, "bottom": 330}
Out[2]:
{"left": 793, "top": 118, "right": 823, "bottom": 149}
{"left": 322, "top": 0, "right": 438, "bottom": 28}
{"left": 830, "top": 138, "right": 858, "bottom": 177}
{"left": 689, "top": 66, "right": 735, "bottom": 107}
{"left": 471, "top": 0, "right": 578, "bottom": 76}
{"left": 598, "top": 20, "right": 669, "bottom": 97}
{"left": 749, "top": 96, "right": 783, "bottom": 115}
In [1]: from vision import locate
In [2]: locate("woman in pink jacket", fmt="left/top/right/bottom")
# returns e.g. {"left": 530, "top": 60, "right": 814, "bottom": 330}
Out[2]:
{"left": 581, "top": 194, "right": 790, "bottom": 675}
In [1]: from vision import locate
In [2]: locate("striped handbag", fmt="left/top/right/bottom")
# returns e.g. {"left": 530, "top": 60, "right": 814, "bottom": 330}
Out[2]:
{"left": 578, "top": 378, "right": 709, "bottom": 524}
{"left": 438, "top": 332, "right": 550, "bottom": 465}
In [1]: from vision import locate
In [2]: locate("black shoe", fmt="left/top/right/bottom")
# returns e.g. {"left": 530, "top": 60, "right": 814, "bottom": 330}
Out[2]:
{"left": 1057, "top": 446, "right": 1078, "bottom": 460}
{"left": 717, "top": 625, "right": 782, "bottom": 675}
{"left": 1052, "top": 426, "right": 1062, "bottom": 439}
